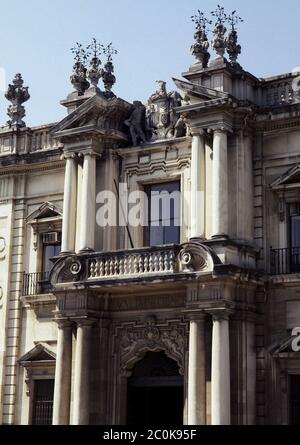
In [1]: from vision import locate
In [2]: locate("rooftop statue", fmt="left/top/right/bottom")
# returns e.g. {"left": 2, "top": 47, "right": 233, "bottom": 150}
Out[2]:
{"left": 125, "top": 101, "right": 148, "bottom": 147}
{"left": 5, "top": 73, "right": 30, "bottom": 129}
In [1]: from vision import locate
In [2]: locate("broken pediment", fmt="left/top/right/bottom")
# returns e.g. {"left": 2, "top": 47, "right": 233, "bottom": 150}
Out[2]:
{"left": 50, "top": 93, "right": 132, "bottom": 142}
{"left": 26, "top": 202, "right": 63, "bottom": 223}
{"left": 270, "top": 335, "right": 300, "bottom": 358}
{"left": 19, "top": 343, "right": 56, "bottom": 365}
{"left": 271, "top": 165, "right": 300, "bottom": 190}
{"left": 172, "top": 77, "right": 229, "bottom": 103}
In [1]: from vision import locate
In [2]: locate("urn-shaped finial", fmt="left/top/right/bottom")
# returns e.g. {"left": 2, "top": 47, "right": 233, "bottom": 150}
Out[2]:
{"left": 87, "top": 38, "right": 104, "bottom": 88}
{"left": 226, "top": 10, "right": 243, "bottom": 67}
{"left": 70, "top": 42, "right": 90, "bottom": 96}
{"left": 191, "top": 10, "right": 212, "bottom": 68}
{"left": 102, "top": 43, "right": 117, "bottom": 98}
{"left": 5, "top": 73, "right": 30, "bottom": 128}
{"left": 211, "top": 5, "right": 228, "bottom": 59}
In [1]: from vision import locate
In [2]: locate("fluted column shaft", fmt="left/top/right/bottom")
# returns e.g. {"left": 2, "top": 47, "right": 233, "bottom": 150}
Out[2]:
{"left": 212, "top": 129, "right": 228, "bottom": 237}
{"left": 72, "top": 321, "right": 93, "bottom": 425}
{"left": 61, "top": 154, "right": 77, "bottom": 253}
{"left": 188, "top": 316, "right": 206, "bottom": 425}
{"left": 190, "top": 132, "right": 205, "bottom": 240}
{"left": 52, "top": 322, "right": 72, "bottom": 425}
{"left": 211, "top": 312, "right": 231, "bottom": 425}
{"left": 79, "top": 152, "right": 96, "bottom": 252}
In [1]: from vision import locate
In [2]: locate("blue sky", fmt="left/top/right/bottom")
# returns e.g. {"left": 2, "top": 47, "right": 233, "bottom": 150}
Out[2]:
{"left": 0, "top": 0, "right": 299, "bottom": 127}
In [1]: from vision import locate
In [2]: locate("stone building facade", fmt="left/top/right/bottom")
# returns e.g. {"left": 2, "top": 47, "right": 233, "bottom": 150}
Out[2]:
{"left": 0, "top": 10, "right": 300, "bottom": 425}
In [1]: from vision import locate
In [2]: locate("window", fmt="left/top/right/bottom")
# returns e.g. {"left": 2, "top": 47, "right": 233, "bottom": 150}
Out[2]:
{"left": 42, "top": 233, "right": 61, "bottom": 274}
{"left": 32, "top": 379, "right": 54, "bottom": 425}
{"left": 289, "top": 204, "right": 300, "bottom": 272}
{"left": 144, "top": 181, "right": 180, "bottom": 247}
{"left": 290, "top": 375, "right": 300, "bottom": 425}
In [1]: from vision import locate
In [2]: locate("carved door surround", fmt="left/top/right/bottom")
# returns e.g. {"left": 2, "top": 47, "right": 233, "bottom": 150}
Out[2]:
{"left": 111, "top": 317, "right": 188, "bottom": 425}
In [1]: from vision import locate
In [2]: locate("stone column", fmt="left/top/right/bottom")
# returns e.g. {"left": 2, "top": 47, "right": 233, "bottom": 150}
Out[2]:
{"left": 187, "top": 315, "right": 206, "bottom": 425}
{"left": 72, "top": 320, "right": 93, "bottom": 425}
{"left": 79, "top": 152, "right": 96, "bottom": 252}
{"left": 212, "top": 129, "right": 228, "bottom": 237}
{"left": 61, "top": 153, "right": 77, "bottom": 253}
{"left": 190, "top": 131, "right": 206, "bottom": 240}
{"left": 52, "top": 321, "right": 73, "bottom": 425}
{"left": 211, "top": 311, "right": 231, "bottom": 425}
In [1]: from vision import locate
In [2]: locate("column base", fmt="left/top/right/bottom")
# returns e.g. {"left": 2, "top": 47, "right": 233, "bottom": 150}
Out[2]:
{"left": 78, "top": 248, "right": 95, "bottom": 254}
{"left": 189, "top": 237, "right": 206, "bottom": 243}
{"left": 59, "top": 250, "right": 76, "bottom": 256}
{"left": 211, "top": 234, "right": 229, "bottom": 241}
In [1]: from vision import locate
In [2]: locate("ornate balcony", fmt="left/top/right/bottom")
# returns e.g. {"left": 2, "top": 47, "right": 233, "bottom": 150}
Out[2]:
{"left": 270, "top": 247, "right": 300, "bottom": 275}
{"left": 50, "top": 242, "right": 218, "bottom": 292}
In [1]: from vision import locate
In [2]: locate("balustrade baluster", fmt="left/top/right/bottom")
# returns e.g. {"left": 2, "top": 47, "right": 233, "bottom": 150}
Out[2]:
{"left": 144, "top": 255, "right": 149, "bottom": 273}
{"left": 139, "top": 255, "right": 144, "bottom": 273}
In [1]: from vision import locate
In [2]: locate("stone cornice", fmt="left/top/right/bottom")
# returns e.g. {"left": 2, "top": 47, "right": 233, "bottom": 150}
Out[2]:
{"left": 0, "top": 157, "right": 65, "bottom": 176}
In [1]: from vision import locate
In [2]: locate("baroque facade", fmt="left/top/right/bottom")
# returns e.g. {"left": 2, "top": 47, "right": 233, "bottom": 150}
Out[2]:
{"left": 0, "top": 9, "right": 300, "bottom": 425}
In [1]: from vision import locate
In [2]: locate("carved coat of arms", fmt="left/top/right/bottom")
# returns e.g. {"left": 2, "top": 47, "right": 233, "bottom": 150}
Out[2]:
{"left": 146, "top": 81, "right": 186, "bottom": 140}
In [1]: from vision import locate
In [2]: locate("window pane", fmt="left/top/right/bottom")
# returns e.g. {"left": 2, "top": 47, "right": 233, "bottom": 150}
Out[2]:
{"left": 145, "top": 182, "right": 180, "bottom": 247}
{"left": 291, "top": 216, "right": 300, "bottom": 248}
{"left": 43, "top": 244, "right": 61, "bottom": 274}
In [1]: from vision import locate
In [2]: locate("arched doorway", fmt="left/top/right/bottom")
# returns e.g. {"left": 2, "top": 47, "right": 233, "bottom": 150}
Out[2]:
{"left": 127, "top": 351, "right": 184, "bottom": 426}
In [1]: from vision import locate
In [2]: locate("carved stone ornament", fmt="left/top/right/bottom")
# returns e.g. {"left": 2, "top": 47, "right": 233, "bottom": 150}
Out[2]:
{"left": 87, "top": 38, "right": 104, "bottom": 88}
{"left": 49, "top": 256, "right": 86, "bottom": 286}
{"left": 70, "top": 43, "right": 90, "bottom": 96}
{"left": 5, "top": 73, "right": 30, "bottom": 128}
{"left": 178, "top": 241, "right": 217, "bottom": 273}
{"left": 211, "top": 5, "right": 227, "bottom": 59}
{"left": 101, "top": 43, "right": 118, "bottom": 98}
{"left": 0, "top": 237, "right": 6, "bottom": 261}
{"left": 226, "top": 11, "right": 243, "bottom": 66}
{"left": 191, "top": 10, "right": 212, "bottom": 68}
{"left": 146, "top": 81, "right": 186, "bottom": 141}
{"left": 118, "top": 320, "right": 187, "bottom": 376}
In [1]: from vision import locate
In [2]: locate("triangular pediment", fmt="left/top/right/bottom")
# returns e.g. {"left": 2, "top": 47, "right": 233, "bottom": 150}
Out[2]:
{"left": 271, "top": 165, "right": 300, "bottom": 190}
{"left": 26, "top": 202, "right": 63, "bottom": 223}
{"left": 270, "top": 335, "right": 300, "bottom": 357}
{"left": 50, "top": 93, "right": 132, "bottom": 140}
{"left": 19, "top": 343, "right": 56, "bottom": 365}
{"left": 172, "top": 77, "right": 229, "bottom": 102}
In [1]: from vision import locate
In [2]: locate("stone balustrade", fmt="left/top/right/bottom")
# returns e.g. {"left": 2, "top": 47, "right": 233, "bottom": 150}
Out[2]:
{"left": 263, "top": 75, "right": 300, "bottom": 107}
{"left": 89, "top": 246, "right": 179, "bottom": 280}
{"left": 0, "top": 123, "right": 62, "bottom": 156}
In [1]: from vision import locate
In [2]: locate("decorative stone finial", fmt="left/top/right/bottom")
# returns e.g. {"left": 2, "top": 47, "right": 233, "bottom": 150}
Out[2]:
{"left": 5, "top": 73, "right": 30, "bottom": 129}
{"left": 191, "top": 10, "right": 212, "bottom": 68}
{"left": 87, "top": 38, "right": 104, "bottom": 88}
{"left": 226, "top": 11, "right": 243, "bottom": 67}
{"left": 101, "top": 43, "right": 117, "bottom": 98}
{"left": 70, "top": 42, "right": 90, "bottom": 96}
{"left": 211, "top": 5, "right": 227, "bottom": 59}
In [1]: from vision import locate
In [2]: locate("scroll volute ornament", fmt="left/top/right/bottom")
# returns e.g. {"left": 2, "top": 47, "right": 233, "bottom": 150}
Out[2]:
{"left": 178, "top": 242, "right": 215, "bottom": 273}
